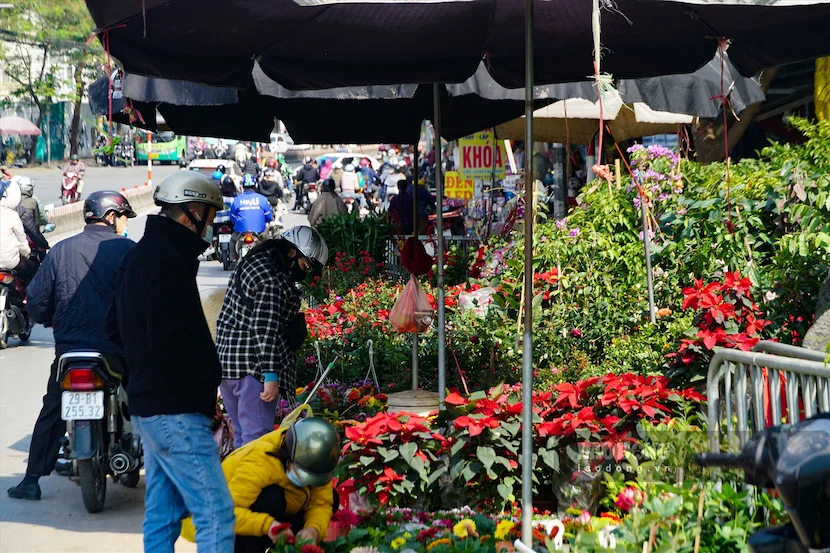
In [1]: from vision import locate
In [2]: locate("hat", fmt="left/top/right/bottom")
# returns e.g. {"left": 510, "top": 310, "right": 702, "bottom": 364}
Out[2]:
{"left": 401, "top": 237, "right": 433, "bottom": 276}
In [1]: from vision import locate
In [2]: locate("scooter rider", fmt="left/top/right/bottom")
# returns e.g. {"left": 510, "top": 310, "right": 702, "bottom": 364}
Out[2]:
{"left": 232, "top": 175, "right": 274, "bottom": 241}
{"left": 339, "top": 164, "right": 367, "bottom": 209}
{"left": 294, "top": 157, "right": 319, "bottom": 211}
{"left": 259, "top": 159, "right": 284, "bottom": 208}
{"left": 0, "top": 180, "right": 35, "bottom": 282}
{"left": 62, "top": 154, "right": 86, "bottom": 200}
{"left": 15, "top": 176, "right": 50, "bottom": 258}
{"left": 7, "top": 190, "right": 135, "bottom": 501}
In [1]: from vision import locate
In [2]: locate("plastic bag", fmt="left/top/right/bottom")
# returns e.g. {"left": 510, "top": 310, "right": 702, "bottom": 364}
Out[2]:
{"left": 389, "top": 276, "right": 434, "bottom": 333}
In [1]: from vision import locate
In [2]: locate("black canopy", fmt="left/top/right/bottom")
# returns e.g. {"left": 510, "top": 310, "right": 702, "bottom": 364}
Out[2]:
{"left": 85, "top": 0, "right": 830, "bottom": 91}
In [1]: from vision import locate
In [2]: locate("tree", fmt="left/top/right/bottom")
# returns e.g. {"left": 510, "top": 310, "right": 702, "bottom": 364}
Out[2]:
{"left": 0, "top": 0, "right": 101, "bottom": 151}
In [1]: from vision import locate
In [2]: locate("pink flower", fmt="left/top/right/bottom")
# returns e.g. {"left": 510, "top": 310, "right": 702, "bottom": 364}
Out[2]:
{"left": 615, "top": 487, "right": 644, "bottom": 512}
{"left": 570, "top": 328, "right": 583, "bottom": 338}
{"left": 577, "top": 510, "right": 592, "bottom": 525}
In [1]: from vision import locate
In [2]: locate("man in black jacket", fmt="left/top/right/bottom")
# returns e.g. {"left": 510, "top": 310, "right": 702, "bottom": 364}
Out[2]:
{"left": 15, "top": 176, "right": 50, "bottom": 257}
{"left": 7, "top": 190, "right": 135, "bottom": 501}
{"left": 293, "top": 156, "right": 319, "bottom": 211}
{"left": 108, "top": 171, "right": 234, "bottom": 553}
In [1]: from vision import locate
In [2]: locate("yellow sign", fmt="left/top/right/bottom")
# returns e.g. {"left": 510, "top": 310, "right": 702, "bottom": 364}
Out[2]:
{"left": 459, "top": 130, "right": 506, "bottom": 181}
{"left": 444, "top": 171, "right": 474, "bottom": 200}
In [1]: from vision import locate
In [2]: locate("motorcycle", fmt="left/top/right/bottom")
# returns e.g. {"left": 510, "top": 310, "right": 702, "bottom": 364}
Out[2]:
{"left": 695, "top": 414, "right": 830, "bottom": 553}
{"left": 213, "top": 210, "right": 235, "bottom": 271}
{"left": 236, "top": 231, "right": 259, "bottom": 259}
{"left": 304, "top": 181, "right": 319, "bottom": 214}
{"left": 61, "top": 172, "right": 80, "bottom": 205}
{"left": 0, "top": 270, "right": 33, "bottom": 349}
{"left": 58, "top": 351, "right": 142, "bottom": 513}
{"left": 212, "top": 143, "right": 228, "bottom": 160}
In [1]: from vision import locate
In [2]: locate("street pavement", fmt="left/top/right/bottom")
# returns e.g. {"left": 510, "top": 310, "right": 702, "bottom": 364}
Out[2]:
{"left": 9, "top": 164, "right": 180, "bottom": 208}
{"left": 0, "top": 167, "right": 308, "bottom": 552}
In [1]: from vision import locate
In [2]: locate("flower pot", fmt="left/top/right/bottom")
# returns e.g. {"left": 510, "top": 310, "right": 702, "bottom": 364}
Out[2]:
{"left": 387, "top": 390, "right": 440, "bottom": 417}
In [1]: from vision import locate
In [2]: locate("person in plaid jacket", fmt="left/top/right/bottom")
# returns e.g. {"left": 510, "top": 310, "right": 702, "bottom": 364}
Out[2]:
{"left": 216, "top": 226, "right": 328, "bottom": 448}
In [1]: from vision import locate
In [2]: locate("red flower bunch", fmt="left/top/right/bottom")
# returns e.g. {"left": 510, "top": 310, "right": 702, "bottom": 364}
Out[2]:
{"left": 671, "top": 271, "right": 771, "bottom": 366}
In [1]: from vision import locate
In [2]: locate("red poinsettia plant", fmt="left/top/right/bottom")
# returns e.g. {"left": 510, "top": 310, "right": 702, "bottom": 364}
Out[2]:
{"left": 668, "top": 271, "right": 771, "bottom": 381}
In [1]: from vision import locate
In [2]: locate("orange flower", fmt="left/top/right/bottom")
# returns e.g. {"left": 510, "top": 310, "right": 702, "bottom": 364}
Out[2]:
{"left": 656, "top": 307, "right": 673, "bottom": 318}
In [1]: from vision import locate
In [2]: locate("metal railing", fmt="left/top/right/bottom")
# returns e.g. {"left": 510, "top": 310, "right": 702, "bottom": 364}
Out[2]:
{"left": 706, "top": 341, "right": 830, "bottom": 453}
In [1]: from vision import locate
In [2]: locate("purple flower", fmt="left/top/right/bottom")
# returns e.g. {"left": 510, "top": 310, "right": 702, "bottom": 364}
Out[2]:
{"left": 677, "top": 207, "right": 687, "bottom": 216}
{"left": 570, "top": 328, "right": 583, "bottom": 338}
{"left": 555, "top": 219, "right": 568, "bottom": 230}
{"left": 568, "top": 228, "right": 580, "bottom": 237}
{"left": 657, "top": 193, "right": 670, "bottom": 202}
{"left": 633, "top": 196, "right": 642, "bottom": 209}
{"left": 627, "top": 144, "right": 645, "bottom": 154}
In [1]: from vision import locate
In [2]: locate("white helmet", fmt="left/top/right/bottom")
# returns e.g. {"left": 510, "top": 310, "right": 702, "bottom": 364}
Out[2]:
{"left": 303, "top": 156, "right": 313, "bottom": 164}
{"left": 16, "top": 176, "right": 34, "bottom": 197}
{"left": 333, "top": 161, "right": 343, "bottom": 169}
{"left": 389, "top": 157, "right": 399, "bottom": 167}
{"left": 398, "top": 160, "right": 408, "bottom": 169}
{"left": 344, "top": 164, "right": 355, "bottom": 172}
{"left": 0, "top": 180, "right": 22, "bottom": 210}
{"left": 282, "top": 225, "right": 328, "bottom": 268}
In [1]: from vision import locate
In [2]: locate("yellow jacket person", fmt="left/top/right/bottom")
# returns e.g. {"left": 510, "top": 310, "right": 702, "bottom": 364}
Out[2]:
{"left": 181, "top": 416, "right": 340, "bottom": 552}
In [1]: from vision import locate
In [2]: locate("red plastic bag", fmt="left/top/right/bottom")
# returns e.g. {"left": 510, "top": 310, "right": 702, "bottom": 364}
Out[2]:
{"left": 389, "top": 276, "right": 434, "bottom": 333}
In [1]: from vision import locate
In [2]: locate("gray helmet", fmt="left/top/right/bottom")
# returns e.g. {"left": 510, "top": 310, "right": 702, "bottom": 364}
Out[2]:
{"left": 282, "top": 226, "right": 328, "bottom": 267}
{"left": 153, "top": 171, "right": 224, "bottom": 210}
{"left": 71, "top": 154, "right": 79, "bottom": 161}
{"left": 16, "top": 176, "right": 34, "bottom": 197}
{"left": 284, "top": 417, "right": 340, "bottom": 488}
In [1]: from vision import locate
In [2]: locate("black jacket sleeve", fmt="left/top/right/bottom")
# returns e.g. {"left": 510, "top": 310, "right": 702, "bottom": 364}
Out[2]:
{"left": 17, "top": 206, "right": 49, "bottom": 250}
{"left": 26, "top": 247, "right": 58, "bottom": 325}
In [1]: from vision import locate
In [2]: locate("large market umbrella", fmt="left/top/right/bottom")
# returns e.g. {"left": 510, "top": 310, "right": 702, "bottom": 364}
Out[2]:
{"left": 495, "top": 91, "right": 695, "bottom": 143}
{"left": 0, "top": 116, "right": 42, "bottom": 136}
{"left": 85, "top": 0, "right": 830, "bottom": 90}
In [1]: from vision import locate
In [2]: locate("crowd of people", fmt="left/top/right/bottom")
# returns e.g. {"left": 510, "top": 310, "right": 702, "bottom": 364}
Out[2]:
{"left": 2, "top": 165, "right": 343, "bottom": 553}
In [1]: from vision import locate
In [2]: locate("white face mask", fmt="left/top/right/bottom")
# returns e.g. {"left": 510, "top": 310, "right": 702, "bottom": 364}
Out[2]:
{"left": 286, "top": 466, "right": 305, "bottom": 488}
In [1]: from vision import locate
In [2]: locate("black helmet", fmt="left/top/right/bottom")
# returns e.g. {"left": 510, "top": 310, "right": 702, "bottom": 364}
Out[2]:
{"left": 178, "top": 158, "right": 188, "bottom": 168}
{"left": 321, "top": 178, "right": 336, "bottom": 193}
{"left": 84, "top": 190, "right": 136, "bottom": 225}
{"left": 216, "top": 164, "right": 226, "bottom": 174}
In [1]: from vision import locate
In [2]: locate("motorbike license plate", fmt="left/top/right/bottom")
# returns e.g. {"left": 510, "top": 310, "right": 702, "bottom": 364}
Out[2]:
{"left": 61, "top": 391, "right": 105, "bottom": 421}
{"left": 219, "top": 234, "right": 232, "bottom": 243}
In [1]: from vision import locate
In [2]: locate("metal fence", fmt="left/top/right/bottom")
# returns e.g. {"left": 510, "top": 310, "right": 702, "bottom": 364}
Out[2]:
{"left": 706, "top": 340, "right": 830, "bottom": 453}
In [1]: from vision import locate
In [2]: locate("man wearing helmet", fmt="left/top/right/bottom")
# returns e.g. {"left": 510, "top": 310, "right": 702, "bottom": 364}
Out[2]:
{"left": 259, "top": 158, "right": 285, "bottom": 208}
{"left": 0, "top": 179, "right": 35, "bottom": 281}
{"left": 339, "top": 164, "right": 367, "bottom": 210}
{"left": 15, "top": 176, "right": 50, "bottom": 259}
{"left": 293, "top": 157, "right": 319, "bottom": 211}
{"left": 7, "top": 190, "right": 135, "bottom": 502}
{"left": 62, "top": 154, "right": 86, "bottom": 199}
{"left": 108, "top": 172, "right": 234, "bottom": 553}
{"left": 232, "top": 175, "right": 274, "bottom": 243}
{"left": 180, "top": 415, "right": 340, "bottom": 550}
{"left": 216, "top": 226, "right": 328, "bottom": 448}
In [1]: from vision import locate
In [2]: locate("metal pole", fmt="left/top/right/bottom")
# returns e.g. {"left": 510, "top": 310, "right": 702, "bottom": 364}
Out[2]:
{"left": 45, "top": 111, "right": 51, "bottom": 164}
{"left": 641, "top": 197, "right": 656, "bottom": 323}
{"left": 434, "top": 85, "right": 446, "bottom": 403}
{"left": 412, "top": 142, "right": 419, "bottom": 391}
{"left": 147, "top": 131, "right": 153, "bottom": 187}
{"left": 521, "top": 0, "right": 535, "bottom": 545}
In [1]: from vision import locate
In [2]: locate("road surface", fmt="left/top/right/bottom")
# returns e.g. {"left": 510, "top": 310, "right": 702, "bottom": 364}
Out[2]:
{"left": 9, "top": 165, "right": 180, "bottom": 207}
{"left": 0, "top": 169, "right": 308, "bottom": 552}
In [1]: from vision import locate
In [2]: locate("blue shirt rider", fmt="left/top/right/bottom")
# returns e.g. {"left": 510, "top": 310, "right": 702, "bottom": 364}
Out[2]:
{"left": 231, "top": 175, "right": 273, "bottom": 234}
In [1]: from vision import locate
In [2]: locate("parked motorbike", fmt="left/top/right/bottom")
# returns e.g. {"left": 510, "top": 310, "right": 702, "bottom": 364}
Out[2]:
{"left": 304, "top": 181, "right": 319, "bottom": 214}
{"left": 0, "top": 270, "right": 33, "bottom": 349}
{"left": 213, "top": 210, "right": 235, "bottom": 271}
{"left": 236, "top": 231, "right": 259, "bottom": 260}
{"left": 695, "top": 414, "right": 830, "bottom": 553}
{"left": 58, "top": 351, "right": 142, "bottom": 513}
{"left": 61, "top": 172, "right": 80, "bottom": 205}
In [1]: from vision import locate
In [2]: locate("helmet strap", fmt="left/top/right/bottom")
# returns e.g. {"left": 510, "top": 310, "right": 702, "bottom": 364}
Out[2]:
{"left": 178, "top": 203, "right": 211, "bottom": 237}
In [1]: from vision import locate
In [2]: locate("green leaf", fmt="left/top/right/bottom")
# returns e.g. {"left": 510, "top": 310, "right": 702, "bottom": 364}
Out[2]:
{"left": 359, "top": 456, "right": 374, "bottom": 466}
{"left": 399, "top": 442, "right": 417, "bottom": 464}
{"left": 476, "top": 446, "right": 497, "bottom": 470}
{"left": 497, "top": 483, "right": 511, "bottom": 501}
{"left": 539, "top": 448, "right": 560, "bottom": 472}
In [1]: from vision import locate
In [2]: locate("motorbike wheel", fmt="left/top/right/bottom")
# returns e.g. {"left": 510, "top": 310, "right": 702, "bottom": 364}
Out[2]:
{"left": 78, "top": 450, "right": 107, "bottom": 513}
{"left": 61, "top": 195, "right": 68, "bottom": 206}
{"left": 120, "top": 470, "right": 140, "bottom": 488}
{"left": 0, "top": 317, "right": 8, "bottom": 350}
{"left": 222, "top": 250, "right": 231, "bottom": 271}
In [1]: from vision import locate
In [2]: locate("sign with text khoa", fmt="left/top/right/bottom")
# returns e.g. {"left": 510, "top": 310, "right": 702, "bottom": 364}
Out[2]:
{"left": 459, "top": 130, "right": 506, "bottom": 181}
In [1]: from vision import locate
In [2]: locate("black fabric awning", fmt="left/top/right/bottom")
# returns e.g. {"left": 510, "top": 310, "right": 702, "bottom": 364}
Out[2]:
{"left": 85, "top": 0, "right": 830, "bottom": 91}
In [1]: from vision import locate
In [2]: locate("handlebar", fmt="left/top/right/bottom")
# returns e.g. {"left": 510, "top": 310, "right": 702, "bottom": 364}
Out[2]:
{"left": 694, "top": 452, "right": 746, "bottom": 469}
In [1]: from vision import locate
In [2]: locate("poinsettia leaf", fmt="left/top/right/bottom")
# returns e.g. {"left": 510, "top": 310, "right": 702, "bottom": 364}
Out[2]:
{"left": 476, "top": 446, "right": 497, "bottom": 470}
{"left": 399, "top": 442, "right": 417, "bottom": 464}
{"left": 451, "top": 439, "right": 466, "bottom": 456}
{"left": 359, "top": 456, "right": 374, "bottom": 466}
{"left": 408, "top": 456, "right": 426, "bottom": 477}
{"left": 462, "top": 465, "right": 477, "bottom": 482}
{"left": 497, "top": 483, "right": 511, "bottom": 501}
{"left": 501, "top": 421, "right": 520, "bottom": 437}
{"left": 469, "top": 391, "right": 487, "bottom": 401}
{"left": 427, "top": 465, "right": 447, "bottom": 486}
{"left": 539, "top": 448, "right": 560, "bottom": 472}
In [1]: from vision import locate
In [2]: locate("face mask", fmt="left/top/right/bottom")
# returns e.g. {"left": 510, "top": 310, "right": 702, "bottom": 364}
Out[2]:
{"left": 291, "top": 262, "right": 308, "bottom": 283}
{"left": 286, "top": 467, "right": 305, "bottom": 488}
{"left": 120, "top": 228, "right": 129, "bottom": 238}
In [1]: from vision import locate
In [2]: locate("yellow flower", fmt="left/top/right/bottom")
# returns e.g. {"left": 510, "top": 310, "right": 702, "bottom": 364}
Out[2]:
{"left": 296, "top": 387, "right": 306, "bottom": 396}
{"left": 494, "top": 520, "right": 516, "bottom": 540}
{"left": 403, "top": 533, "right": 412, "bottom": 540}
{"left": 427, "top": 538, "right": 452, "bottom": 551}
{"left": 453, "top": 519, "right": 477, "bottom": 539}
{"left": 391, "top": 537, "right": 407, "bottom": 550}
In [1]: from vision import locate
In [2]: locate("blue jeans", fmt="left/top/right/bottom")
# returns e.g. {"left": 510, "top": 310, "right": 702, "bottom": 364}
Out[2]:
{"left": 133, "top": 414, "right": 235, "bottom": 553}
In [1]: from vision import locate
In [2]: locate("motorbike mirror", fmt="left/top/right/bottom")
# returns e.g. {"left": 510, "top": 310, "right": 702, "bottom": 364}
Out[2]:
{"left": 44, "top": 223, "right": 56, "bottom": 233}
{"left": 44, "top": 203, "right": 55, "bottom": 213}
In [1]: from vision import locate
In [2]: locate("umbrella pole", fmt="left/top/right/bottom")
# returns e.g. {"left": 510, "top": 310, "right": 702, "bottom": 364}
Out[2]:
{"left": 642, "top": 198, "right": 656, "bottom": 323}
{"left": 521, "top": 0, "right": 535, "bottom": 545}
{"left": 434, "top": 86, "right": 446, "bottom": 404}
{"left": 412, "top": 143, "right": 419, "bottom": 391}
